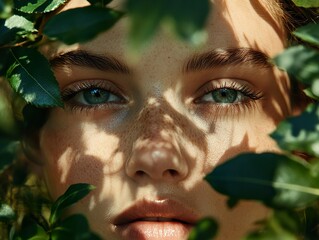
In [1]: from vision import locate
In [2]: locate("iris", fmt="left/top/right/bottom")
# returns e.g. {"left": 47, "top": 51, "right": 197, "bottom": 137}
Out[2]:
{"left": 83, "top": 88, "right": 111, "bottom": 104}
{"left": 211, "top": 88, "right": 238, "bottom": 103}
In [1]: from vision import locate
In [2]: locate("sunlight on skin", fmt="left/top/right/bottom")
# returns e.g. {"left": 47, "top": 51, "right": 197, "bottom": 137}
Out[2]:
{"left": 32, "top": 0, "right": 298, "bottom": 239}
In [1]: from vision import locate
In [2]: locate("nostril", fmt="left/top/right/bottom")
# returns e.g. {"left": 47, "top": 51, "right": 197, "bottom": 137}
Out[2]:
{"left": 136, "top": 170, "right": 145, "bottom": 177}
{"left": 165, "top": 169, "right": 179, "bottom": 177}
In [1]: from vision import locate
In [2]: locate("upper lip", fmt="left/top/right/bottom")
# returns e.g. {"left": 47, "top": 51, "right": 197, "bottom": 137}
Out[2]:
{"left": 113, "top": 199, "right": 200, "bottom": 226}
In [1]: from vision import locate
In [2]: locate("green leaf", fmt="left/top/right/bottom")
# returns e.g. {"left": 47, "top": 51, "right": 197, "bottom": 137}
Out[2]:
{"left": 0, "top": 15, "right": 36, "bottom": 46}
{"left": 0, "top": 136, "right": 18, "bottom": 173}
{"left": 13, "top": 0, "right": 67, "bottom": 13}
{"left": 294, "top": 23, "right": 319, "bottom": 46}
{"left": 271, "top": 103, "right": 319, "bottom": 157}
{"left": 167, "top": 0, "right": 210, "bottom": 44}
{"left": 6, "top": 47, "right": 63, "bottom": 107}
{"left": 291, "top": 0, "right": 319, "bottom": 7}
{"left": 12, "top": 215, "right": 48, "bottom": 240}
{"left": 205, "top": 153, "right": 319, "bottom": 209}
{"left": 126, "top": 0, "right": 210, "bottom": 52}
{"left": 49, "top": 183, "right": 95, "bottom": 226}
{"left": 274, "top": 45, "right": 319, "bottom": 85}
{"left": 244, "top": 211, "right": 299, "bottom": 240}
{"left": 43, "top": 6, "right": 123, "bottom": 45}
{"left": 0, "top": 0, "right": 13, "bottom": 19}
{"left": 0, "top": 203, "right": 15, "bottom": 221}
{"left": 126, "top": 0, "right": 169, "bottom": 51}
{"left": 188, "top": 217, "right": 218, "bottom": 240}
{"left": 51, "top": 214, "right": 101, "bottom": 240}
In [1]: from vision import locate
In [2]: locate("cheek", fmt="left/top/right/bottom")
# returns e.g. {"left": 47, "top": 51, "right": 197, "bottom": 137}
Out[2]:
{"left": 39, "top": 118, "right": 124, "bottom": 199}
{"left": 204, "top": 115, "right": 279, "bottom": 169}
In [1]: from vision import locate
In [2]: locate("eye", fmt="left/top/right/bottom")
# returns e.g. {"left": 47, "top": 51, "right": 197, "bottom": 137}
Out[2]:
{"left": 76, "top": 88, "right": 122, "bottom": 105}
{"left": 194, "top": 80, "right": 263, "bottom": 105}
{"left": 201, "top": 88, "right": 246, "bottom": 104}
{"left": 61, "top": 80, "right": 127, "bottom": 110}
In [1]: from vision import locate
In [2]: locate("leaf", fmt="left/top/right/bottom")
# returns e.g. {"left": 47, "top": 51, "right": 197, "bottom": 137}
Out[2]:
{"left": 126, "top": 0, "right": 169, "bottom": 51}
{"left": 0, "top": 0, "right": 13, "bottom": 19}
{"left": 51, "top": 214, "right": 101, "bottom": 240}
{"left": 0, "top": 15, "right": 36, "bottom": 46}
{"left": 274, "top": 45, "right": 319, "bottom": 85}
{"left": 13, "top": 0, "right": 67, "bottom": 13}
{"left": 0, "top": 203, "right": 16, "bottom": 222}
{"left": 291, "top": 0, "right": 319, "bottom": 7}
{"left": 126, "top": 0, "right": 210, "bottom": 52}
{"left": 205, "top": 153, "right": 319, "bottom": 209}
{"left": 244, "top": 211, "right": 300, "bottom": 240}
{"left": 294, "top": 23, "right": 319, "bottom": 46}
{"left": 6, "top": 47, "right": 63, "bottom": 107}
{"left": 271, "top": 103, "right": 319, "bottom": 157}
{"left": 12, "top": 215, "right": 48, "bottom": 240}
{"left": 167, "top": 0, "right": 210, "bottom": 44}
{"left": 49, "top": 183, "right": 95, "bottom": 226}
{"left": 43, "top": 6, "right": 123, "bottom": 45}
{"left": 188, "top": 217, "right": 218, "bottom": 240}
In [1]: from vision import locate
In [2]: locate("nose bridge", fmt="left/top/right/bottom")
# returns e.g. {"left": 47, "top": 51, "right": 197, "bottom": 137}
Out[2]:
{"left": 125, "top": 100, "right": 189, "bottom": 183}
{"left": 138, "top": 98, "right": 177, "bottom": 140}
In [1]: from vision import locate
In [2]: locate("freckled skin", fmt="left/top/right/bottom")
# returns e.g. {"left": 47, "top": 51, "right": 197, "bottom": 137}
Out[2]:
{"left": 34, "top": 0, "right": 295, "bottom": 239}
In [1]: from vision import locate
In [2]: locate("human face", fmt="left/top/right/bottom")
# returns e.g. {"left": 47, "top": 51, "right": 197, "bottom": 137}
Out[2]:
{"left": 38, "top": 0, "right": 291, "bottom": 239}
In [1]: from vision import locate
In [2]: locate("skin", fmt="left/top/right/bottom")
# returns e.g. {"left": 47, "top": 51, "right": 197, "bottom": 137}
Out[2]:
{"left": 33, "top": 0, "right": 296, "bottom": 239}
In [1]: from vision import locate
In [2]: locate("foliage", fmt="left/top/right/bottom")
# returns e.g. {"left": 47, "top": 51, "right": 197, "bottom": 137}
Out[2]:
{"left": 0, "top": 0, "right": 318, "bottom": 239}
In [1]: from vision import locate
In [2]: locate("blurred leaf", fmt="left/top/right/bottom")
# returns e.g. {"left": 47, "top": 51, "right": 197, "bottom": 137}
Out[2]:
{"left": 271, "top": 103, "right": 319, "bottom": 157}
{"left": 126, "top": 0, "right": 210, "bottom": 52}
{"left": 274, "top": 45, "right": 319, "bottom": 85}
{"left": 291, "top": 0, "right": 319, "bottom": 7}
{"left": 51, "top": 214, "right": 101, "bottom": 240}
{"left": 188, "top": 217, "right": 218, "bottom": 240}
{"left": 13, "top": 0, "right": 66, "bottom": 13}
{"left": 205, "top": 153, "right": 319, "bottom": 209}
{"left": 126, "top": 0, "right": 169, "bottom": 51}
{"left": 0, "top": 15, "right": 35, "bottom": 46}
{"left": 0, "top": 0, "right": 12, "bottom": 18}
{"left": 0, "top": 136, "right": 18, "bottom": 173}
{"left": 87, "top": 0, "right": 112, "bottom": 7}
{"left": 12, "top": 215, "right": 48, "bottom": 240}
{"left": 43, "top": 6, "right": 123, "bottom": 45}
{"left": 294, "top": 23, "right": 319, "bottom": 46}
{"left": 49, "top": 183, "right": 95, "bottom": 226}
{"left": 167, "top": 0, "right": 209, "bottom": 44}
{"left": 244, "top": 211, "right": 299, "bottom": 240}
{"left": 0, "top": 203, "right": 15, "bottom": 221}
{"left": 6, "top": 47, "right": 63, "bottom": 107}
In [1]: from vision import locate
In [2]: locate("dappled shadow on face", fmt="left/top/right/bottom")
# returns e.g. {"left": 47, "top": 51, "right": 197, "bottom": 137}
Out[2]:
{"left": 35, "top": 1, "right": 295, "bottom": 238}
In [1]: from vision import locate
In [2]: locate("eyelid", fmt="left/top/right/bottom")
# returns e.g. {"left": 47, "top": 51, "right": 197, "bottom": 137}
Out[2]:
{"left": 60, "top": 79, "right": 129, "bottom": 111}
{"left": 194, "top": 78, "right": 263, "bottom": 103}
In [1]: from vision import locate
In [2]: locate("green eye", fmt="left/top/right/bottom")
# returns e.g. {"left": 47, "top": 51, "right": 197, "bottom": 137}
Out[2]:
{"left": 211, "top": 89, "right": 238, "bottom": 103}
{"left": 83, "top": 88, "right": 111, "bottom": 104}
{"left": 201, "top": 88, "right": 242, "bottom": 104}
{"left": 76, "top": 88, "right": 122, "bottom": 105}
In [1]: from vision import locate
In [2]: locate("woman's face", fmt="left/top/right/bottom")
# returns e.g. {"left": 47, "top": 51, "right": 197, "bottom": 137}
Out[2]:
{"left": 37, "top": 0, "right": 291, "bottom": 239}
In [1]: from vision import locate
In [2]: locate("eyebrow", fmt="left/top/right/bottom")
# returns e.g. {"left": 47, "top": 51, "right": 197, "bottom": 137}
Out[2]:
{"left": 49, "top": 50, "right": 130, "bottom": 74}
{"left": 183, "top": 48, "right": 273, "bottom": 73}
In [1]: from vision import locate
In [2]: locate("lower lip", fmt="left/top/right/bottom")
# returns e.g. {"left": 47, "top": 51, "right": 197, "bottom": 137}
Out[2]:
{"left": 115, "top": 221, "right": 193, "bottom": 240}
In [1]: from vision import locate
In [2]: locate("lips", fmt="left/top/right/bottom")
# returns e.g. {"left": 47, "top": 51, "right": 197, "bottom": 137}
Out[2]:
{"left": 113, "top": 199, "right": 199, "bottom": 240}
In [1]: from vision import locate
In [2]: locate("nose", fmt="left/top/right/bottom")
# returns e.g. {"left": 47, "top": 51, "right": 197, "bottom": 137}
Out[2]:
{"left": 126, "top": 141, "right": 189, "bottom": 183}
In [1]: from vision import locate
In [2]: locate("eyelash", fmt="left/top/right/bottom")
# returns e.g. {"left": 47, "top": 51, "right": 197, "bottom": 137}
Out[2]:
{"left": 195, "top": 81, "right": 263, "bottom": 111}
{"left": 61, "top": 81, "right": 126, "bottom": 112}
